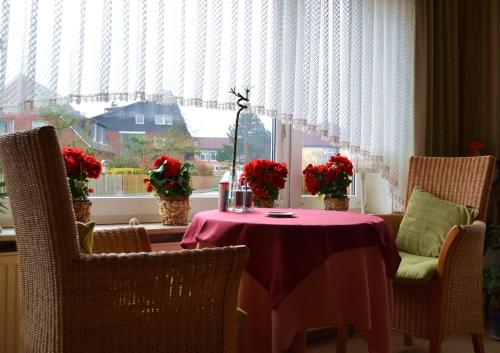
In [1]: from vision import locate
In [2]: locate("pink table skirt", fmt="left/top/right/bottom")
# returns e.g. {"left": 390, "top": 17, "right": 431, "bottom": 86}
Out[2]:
{"left": 237, "top": 245, "right": 393, "bottom": 353}
{"left": 197, "top": 241, "right": 393, "bottom": 353}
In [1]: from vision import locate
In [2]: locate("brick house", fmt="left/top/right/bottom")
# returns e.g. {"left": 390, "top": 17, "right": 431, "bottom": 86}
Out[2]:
{"left": 0, "top": 75, "right": 113, "bottom": 159}
{"left": 192, "top": 136, "right": 229, "bottom": 172}
{"left": 91, "top": 101, "right": 191, "bottom": 158}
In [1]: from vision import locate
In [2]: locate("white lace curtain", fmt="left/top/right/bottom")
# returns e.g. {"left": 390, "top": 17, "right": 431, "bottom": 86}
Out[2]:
{"left": 0, "top": 0, "right": 414, "bottom": 208}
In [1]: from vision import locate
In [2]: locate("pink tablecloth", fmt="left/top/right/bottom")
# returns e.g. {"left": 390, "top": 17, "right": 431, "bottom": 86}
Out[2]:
{"left": 235, "top": 245, "right": 394, "bottom": 353}
{"left": 181, "top": 208, "right": 400, "bottom": 308}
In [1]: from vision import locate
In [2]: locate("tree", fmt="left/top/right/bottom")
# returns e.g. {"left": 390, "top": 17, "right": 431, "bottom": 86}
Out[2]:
{"left": 216, "top": 113, "right": 271, "bottom": 163}
{"left": 120, "top": 122, "right": 199, "bottom": 168}
{"left": 38, "top": 105, "right": 79, "bottom": 137}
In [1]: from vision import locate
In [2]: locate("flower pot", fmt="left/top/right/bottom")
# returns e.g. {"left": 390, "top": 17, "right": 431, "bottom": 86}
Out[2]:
{"left": 254, "top": 198, "right": 275, "bottom": 208}
{"left": 324, "top": 197, "right": 349, "bottom": 211}
{"left": 73, "top": 200, "right": 92, "bottom": 222}
{"left": 158, "top": 196, "right": 190, "bottom": 225}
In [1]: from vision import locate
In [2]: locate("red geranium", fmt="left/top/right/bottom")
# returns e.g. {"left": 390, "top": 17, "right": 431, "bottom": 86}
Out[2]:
{"left": 240, "top": 159, "right": 288, "bottom": 201}
{"left": 153, "top": 155, "right": 182, "bottom": 177}
{"left": 303, "top": 153, "right": 353, "bottom": 198}
{"left": 61, "top": 147, "right": 102, "bottom": 201}
{"left": 145, "top": 155, "right": 193, "bottom": 197}
{"left": 466, "top": 140, "right": 485, "bottom": 156}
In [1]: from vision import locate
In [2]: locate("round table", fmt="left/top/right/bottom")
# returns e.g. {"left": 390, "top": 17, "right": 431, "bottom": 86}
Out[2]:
{"left": 181, "top": 208, "right": 401, "bottom": 353}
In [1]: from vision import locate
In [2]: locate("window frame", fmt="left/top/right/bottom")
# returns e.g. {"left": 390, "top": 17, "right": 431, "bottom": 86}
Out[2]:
{"left": 0, "top": 119, "right": 14, "bottom": 135}
{"left": 154, "top": 114, "right": 166, "bottom": 125}
{"left": 93, "top": 124, "right": 106, "bottom": 144}
{"left": 135, "top": 114, "right": 145, "bottom": 125}
{"left": 31, "top": 120, "right": 48, "bottom": 129}
{"left": 284, "top": 125, "right": 362, "bottom": 211}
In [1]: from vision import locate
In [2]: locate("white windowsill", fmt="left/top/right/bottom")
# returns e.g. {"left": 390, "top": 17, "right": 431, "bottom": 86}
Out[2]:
{"left": 0, "top": 222, "right": 188, "bottom": 246}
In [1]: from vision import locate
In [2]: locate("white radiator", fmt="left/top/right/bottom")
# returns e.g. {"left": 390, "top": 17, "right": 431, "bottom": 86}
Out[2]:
{"left": 0, "top": 253, "right": 20, "bottom": 353}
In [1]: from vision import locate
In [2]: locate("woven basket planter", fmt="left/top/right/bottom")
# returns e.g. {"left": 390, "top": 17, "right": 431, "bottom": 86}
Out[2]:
{"left": 73, "top": 200, "right": 92, "bottom": 222}
{"left": 254, "top": 198, "right": 275, "bottom": 208}
{"left": 324, "top": 197, "right": 349, "bottom": 211}
{"left": 158, "top": 196, "right": 190, "bottom": 225}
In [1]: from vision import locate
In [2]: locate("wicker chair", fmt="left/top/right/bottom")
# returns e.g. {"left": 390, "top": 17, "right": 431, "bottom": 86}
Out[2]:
{"left": 0, "top": 126, "right": 249, "bottom": 353}
{"left": 92, "top": 226, "right": 152, "bottom": 253}
{"left": 380, "top": 156, "right": 496, "bottom": 353}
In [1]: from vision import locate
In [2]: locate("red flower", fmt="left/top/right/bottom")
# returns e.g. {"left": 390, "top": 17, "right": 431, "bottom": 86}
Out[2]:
{"left": 303, "top": 154, "right": 353, "bottom": 198}
{"left": 241, "top": 159, "right": 288, "bottom": 201}
{"left": 63, "top": 155, "right": 79, "bottom": 174}
{"left": 61, "top": 147, "right": 101, "bottom": 179}
{"left": 153, "top": 155, "right": 182, "bottom": 178}
{"left": 467, "top": 141, "right": 485, "bottom": 156}
{"left": 85, "top": 156, "right": 102, "bottom": 179}
{"left": 60, "top": 147, "right": 102, "bottom": 201}
{"left": 146, "top": 156, "right": 193, "bottom": 197}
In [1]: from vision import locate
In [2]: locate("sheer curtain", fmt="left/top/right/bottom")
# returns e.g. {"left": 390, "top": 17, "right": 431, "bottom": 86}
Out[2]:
{"left": 0, "top": 0, "right": 414, "bottom": 208}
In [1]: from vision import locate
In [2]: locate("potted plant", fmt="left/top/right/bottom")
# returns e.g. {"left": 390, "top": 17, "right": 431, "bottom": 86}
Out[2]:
{"left": 145, "top": 155, "right": 193, "bottom": 225}
{"left": 240, "top": 159, "right": 288, "bottom": 208}
{"left": 302, "top": 153, "right": 353, "bottom": 211}
{"left": 61, "top": 147, "right": 102, "bottom": 222}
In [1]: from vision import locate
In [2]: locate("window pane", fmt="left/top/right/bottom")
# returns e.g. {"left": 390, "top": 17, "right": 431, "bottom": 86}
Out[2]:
{"left": 135, "top": 114, "right": 145, "bottom": 125}
{"left": 31, "top": 120, "right": 48, "bottom": 129}
{"left": 0, "top": 120, "right": 14, "bottom": 135}
{"left": 186, "top": 109, "right": 273, "bottom": 196}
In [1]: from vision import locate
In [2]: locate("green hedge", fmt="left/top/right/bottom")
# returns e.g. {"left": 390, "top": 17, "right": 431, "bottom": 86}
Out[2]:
{"left": 106, "top": 167, "right": 145, "bottom": 175}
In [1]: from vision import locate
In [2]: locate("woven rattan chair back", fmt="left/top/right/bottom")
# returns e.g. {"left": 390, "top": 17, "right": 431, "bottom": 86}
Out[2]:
{"left": 406, "top": 156, "right": 496, "bottom": 221}
{"left": 92, "top": 227, "right": 152, "bottom": 253}
{"left": 0, "top": 127, "right": 80, "bottom": 352}
{"left": 0, "top": 127, "right": 248, "bottom": 353}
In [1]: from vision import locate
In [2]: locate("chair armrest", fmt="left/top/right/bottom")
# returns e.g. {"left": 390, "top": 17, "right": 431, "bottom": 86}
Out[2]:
{"left": 66, "top": 246, "right": 249, "bottom": 352}
{"left": 434, "top": 221, "right": 486, "bottom": 333}
{"left": 92, "top": 226, "right": 151, "bottom": 253}
{"left": 437, "top": 220, "right": 485, "bottom": 279}
{"left": 377, "top": 213, "right": 404, "bottom": 239}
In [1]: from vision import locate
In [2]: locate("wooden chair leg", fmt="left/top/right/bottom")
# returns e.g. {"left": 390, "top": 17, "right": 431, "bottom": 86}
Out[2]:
{"left": 429, "top": 337, "right": 442, "bottom": 353}
{"left": 336, "top": 324, "right": 348, "bottom": 353}
{"left": 403, "top": 334, "right": 412, "bottom": 345}
{"left": 471, "top": 333, "right": 485, "bottom": 353}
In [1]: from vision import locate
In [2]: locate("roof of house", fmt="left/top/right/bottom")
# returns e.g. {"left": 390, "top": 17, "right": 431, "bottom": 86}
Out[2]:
{"left": 193, "top": 137, "right": 229, "bottom": 150}
{"left": 2, "top": 74, "right": 54, "bottom": 110}
{"left": 91, "top": 101, "right": 189, "bottom": 135}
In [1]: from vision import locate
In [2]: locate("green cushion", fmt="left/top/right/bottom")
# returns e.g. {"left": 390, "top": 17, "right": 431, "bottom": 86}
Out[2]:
{"left": 395, "top": 251, "right": 438, "bottom": 284}
{"left": 77, "top": 221, "right": 95, "bottom": 254}
{"left": 396, "top": 187, "right": 478, "bottom": 257}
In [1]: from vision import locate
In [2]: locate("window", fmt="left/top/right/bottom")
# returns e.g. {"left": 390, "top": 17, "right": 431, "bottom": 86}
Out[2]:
{"left": 93, "top": 124, "right": 106, "bottom": 144}
{"left": 83, "top": 106, "right": 273, "bottom": 204}
{"left": 0, "top": 120, "right": 14, "bottom": 135}
{"left": 135, "top": 114, "right": 144, "bottom": 125}
{"left": 31, "top": 120, "right": 48, "bottom": 129}
{"left": 282, "top": 128, "right": 360, "bottom": 211}
{"left": 300, "top": 131, "right": 355, "bottom": 196}
{"left": 200, "top": 152, "right": 209, "bottom": 161}
{"left": 155, "top": 114, "right": 173, "bottom": 125}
